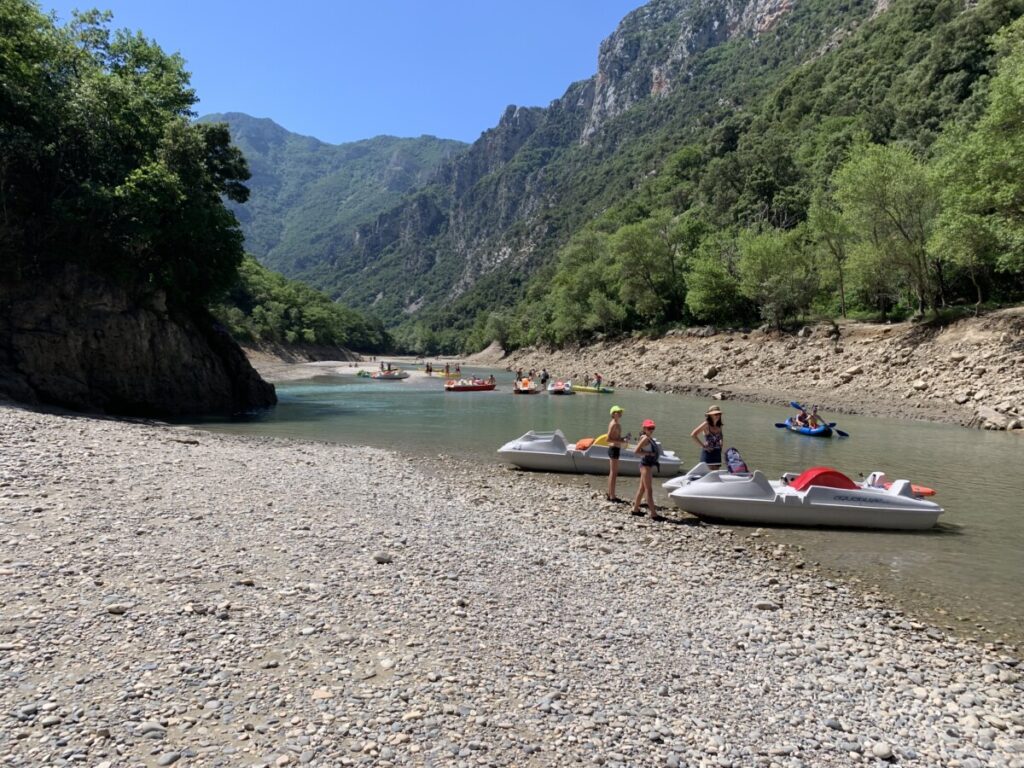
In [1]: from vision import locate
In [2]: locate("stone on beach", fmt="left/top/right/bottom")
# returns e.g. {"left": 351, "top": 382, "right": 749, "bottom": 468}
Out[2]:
{"left": 1, "top": 404, "right": 1022, "bottom": 767}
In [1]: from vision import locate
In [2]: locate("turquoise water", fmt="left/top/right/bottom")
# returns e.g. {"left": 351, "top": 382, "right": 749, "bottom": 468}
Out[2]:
{"left": 195, "top": 366, "right": 1024, "bottom": 643}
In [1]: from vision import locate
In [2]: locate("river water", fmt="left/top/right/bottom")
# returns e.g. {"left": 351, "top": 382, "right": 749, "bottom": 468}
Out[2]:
{"left": 194, "top": 366, "right": 1024, "bottom": 644}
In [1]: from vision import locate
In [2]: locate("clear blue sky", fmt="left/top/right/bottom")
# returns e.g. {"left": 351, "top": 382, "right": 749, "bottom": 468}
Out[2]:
{"left": 44, "top": 1, "right": 646, "bottom": 145}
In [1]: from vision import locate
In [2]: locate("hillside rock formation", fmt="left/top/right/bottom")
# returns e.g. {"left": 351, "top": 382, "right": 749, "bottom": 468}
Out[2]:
{"left": 252, "top": 0, "right": 874, "bottom": 322}
{"left": 582, "top": 0, "right": 797, "bottom": 139}
{"left": 0, "top": 268, "right": 276, "bottom": 416}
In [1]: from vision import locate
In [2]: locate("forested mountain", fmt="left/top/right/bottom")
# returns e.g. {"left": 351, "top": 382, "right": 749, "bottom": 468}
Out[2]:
{"left": 221, "top": 0, "right": 1024, "bottom": 354}
{"left": 198, "top": 113, "right": 465, "bottom": 277}
{"left": 212, "top": 257, "right": 388, "bottom": 352}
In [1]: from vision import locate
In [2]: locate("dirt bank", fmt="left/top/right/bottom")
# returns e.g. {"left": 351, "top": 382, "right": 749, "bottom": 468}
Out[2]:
{"left": 479, "top": 309, "right": 1024, "bottom": 429}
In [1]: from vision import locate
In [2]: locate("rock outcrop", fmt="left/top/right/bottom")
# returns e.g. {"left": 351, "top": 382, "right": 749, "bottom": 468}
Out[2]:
{"left": 0, "top": 268, "right": 276, "bottom": 417}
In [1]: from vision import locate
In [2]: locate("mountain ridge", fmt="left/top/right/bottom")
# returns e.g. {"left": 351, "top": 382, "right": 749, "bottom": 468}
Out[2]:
{"left": 198, "top": 112, "right": 467, "bottom": 276}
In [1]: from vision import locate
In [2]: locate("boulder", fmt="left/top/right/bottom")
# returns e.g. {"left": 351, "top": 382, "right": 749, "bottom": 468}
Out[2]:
{"left": 968, "top": 406, "right": 1013, "bottom": 430}
{"left": 912, "top": 379, "right": 928, "bottom": 391}
{"left": 845, "top": 365, "right": 863, "bottom": 376}
{"left": 703, "top": 366, "right": 719, "bottom": 380}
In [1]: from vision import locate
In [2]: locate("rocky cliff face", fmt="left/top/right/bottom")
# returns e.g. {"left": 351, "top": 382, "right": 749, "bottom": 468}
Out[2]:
{"left": 0, "top": 269, "right": 276, "bottom": 417}
{"left": 582, "top": 0, "right": 798, "bottom": 139}
{"left": 314, "top": 0, "right": 832, "bottom": 317}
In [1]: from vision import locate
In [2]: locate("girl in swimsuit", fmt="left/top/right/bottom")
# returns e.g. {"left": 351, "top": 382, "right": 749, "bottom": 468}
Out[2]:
{"left": 691, "top": 405, "right": 724, "bottom": 470}
{"left": 631, "top": 419, "right": 662, "bottom": 519}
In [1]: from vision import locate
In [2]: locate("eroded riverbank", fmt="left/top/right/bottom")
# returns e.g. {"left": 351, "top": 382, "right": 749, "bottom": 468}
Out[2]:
{"left": 474, "top": 309, "right": 1024, "bottom": 430}
{"left": 2, "top": 404, "right": 1023, "bottom": 766}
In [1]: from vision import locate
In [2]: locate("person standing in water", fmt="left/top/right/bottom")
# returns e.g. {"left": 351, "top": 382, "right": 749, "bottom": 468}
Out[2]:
{"left": 605, "top": 406, "right": 627, "bottom": 503}
{"left": 691, "top": 405, "right": 724, "bottom": 470}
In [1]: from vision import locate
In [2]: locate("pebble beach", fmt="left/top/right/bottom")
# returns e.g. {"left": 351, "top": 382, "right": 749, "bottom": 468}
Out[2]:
{"left": 2, "top": 404, "right": 1023, "bottom": 767}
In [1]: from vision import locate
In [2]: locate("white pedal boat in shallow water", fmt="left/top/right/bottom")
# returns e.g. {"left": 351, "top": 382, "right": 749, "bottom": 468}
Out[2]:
{"left": 497, "top": 430, "right": 682, "bottom": 477}
{"left": 663, "top": 464, "right": 943, "bottom": 530}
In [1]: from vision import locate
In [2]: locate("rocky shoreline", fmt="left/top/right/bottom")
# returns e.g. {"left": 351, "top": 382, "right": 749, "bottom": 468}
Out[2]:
{"left": 477, "top": 309, "right": 1024, "bottom": 430}
{"left": 2, "top": 404, "right": 1022, "bottom": 767}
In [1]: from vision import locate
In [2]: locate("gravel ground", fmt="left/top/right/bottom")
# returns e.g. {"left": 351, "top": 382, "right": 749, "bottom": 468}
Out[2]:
{"left": 2, "top": 404, "right": 1022, "bottom": 767}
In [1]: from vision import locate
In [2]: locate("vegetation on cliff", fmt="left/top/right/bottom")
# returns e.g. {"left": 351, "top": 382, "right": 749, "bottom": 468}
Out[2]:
{"left": 213, "top": 257, "right": 388, "bottom": 351}
{"left": 1, "top": 1, "right": 381, "bottom": 357}
{"left": 489, "top": 0, "right": 1024, "bottom": 348}
{"left": 199, "top": 113, "right": 466, "bottom": 279}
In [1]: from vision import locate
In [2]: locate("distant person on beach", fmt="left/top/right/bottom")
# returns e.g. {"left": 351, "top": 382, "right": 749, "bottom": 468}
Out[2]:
{"left": 691, "top": 405, "right": 724, "bottom": 470}
{"left": 606, "top": 406, "right": 627, "bottom": 503}
{"left": 631, "top": 419, "right": 661, "bottom": 519}
{"left": 540, "top": 369, "right": 549, "bottom": 385}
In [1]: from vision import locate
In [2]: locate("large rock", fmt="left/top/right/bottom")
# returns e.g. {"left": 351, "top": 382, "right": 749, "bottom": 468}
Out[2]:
{"left": 0, "top": 268, "right": 276, "bottom": 417}
{"left": 968, "top": 406, "right": 1013, "bottom": 430}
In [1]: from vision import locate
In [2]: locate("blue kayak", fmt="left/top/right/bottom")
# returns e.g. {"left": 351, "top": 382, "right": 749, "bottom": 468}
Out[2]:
{"left": 784, "top": 417, "right": 834, "bottom": 437}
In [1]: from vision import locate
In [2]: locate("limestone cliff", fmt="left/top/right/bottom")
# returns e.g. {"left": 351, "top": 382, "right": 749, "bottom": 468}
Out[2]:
{"left": 582, "top": 0, "right": 799, "bottom": 140}
{"left": 0, "top": 268, "right": 276, "bottom": 417}
{"left": 288, "top": 0, "right": 872, "bottom": 321}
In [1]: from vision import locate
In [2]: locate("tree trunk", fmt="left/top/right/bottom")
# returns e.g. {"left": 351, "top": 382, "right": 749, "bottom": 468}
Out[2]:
{"left": 838, "top": 266, "right": 847, "bottom": 318}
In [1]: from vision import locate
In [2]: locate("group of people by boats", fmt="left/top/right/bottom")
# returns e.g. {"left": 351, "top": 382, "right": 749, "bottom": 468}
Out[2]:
{"left": 603, "top": 403, "right": 726, "bottom": 518}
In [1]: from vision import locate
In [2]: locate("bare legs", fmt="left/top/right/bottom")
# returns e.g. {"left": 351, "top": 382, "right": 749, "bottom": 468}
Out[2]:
{"left": 631, "top": 465, "right": 656, "bottom": 516}
{"left": 607, "top": 458, "right": 620, "bottom": 501}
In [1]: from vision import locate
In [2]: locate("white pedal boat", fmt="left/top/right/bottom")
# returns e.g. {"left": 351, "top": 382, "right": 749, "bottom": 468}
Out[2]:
{"left": 663, "top": 465, "right": 943, "bottom": 530}
{"left": 497, "top": 430, "right": 682, "bottom": 477}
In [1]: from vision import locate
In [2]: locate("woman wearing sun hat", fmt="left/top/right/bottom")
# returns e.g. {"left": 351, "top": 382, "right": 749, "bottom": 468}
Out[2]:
{"left": 631, "top": 419, "right": 662, "bottom": 519}
{"left": 691, "top": 405, "right": 724, "bottom": 470}
{"left": 605, "top": 405, "right": 628, "bottom": 503}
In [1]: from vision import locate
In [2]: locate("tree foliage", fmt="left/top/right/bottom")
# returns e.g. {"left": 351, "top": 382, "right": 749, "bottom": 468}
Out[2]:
{"left": 0, "top": 0, "right": 248, "bottom": 304}
{"left": 483, "top": 0, "right": 1024, "bottom": 349}
{"left": 213, "top": 257, "right": 388, "bottom": 350}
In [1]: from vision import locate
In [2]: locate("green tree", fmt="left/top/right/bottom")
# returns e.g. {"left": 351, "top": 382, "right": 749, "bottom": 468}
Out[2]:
{"left": 0, "top": 2, "right": 249, "bottom": 305}
{"left": 833, "top": 143, "right": 939, "bottom": 313}
{"left": 807, "top": 189, "right": 853, "bottom": 317}
{"left": 613, "top": 209, "right": 698, "bottom": 327}
{"left": 737, "top": 226, "right": 819, "bottom": 330}
{"left": 546, "top": 230, "right": 622, "bottom": 344}
{"left": 930, "top": 17, "right": 1024, "bottom": 309}
{"left": 683, "top": 232, "right": 746, "bottom": 325}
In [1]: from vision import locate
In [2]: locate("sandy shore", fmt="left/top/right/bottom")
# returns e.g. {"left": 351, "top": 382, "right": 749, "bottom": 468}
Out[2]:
{"left": 2, "top": 403, "right": 1022, "bottom": 766}
{"left": 246, "top": 354, "right": 464, "bottom": 385}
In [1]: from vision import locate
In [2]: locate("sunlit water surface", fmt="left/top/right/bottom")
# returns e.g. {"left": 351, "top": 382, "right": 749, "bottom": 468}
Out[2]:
{"left": 192, "top": 367, "right": 1024, "bottom": 644}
